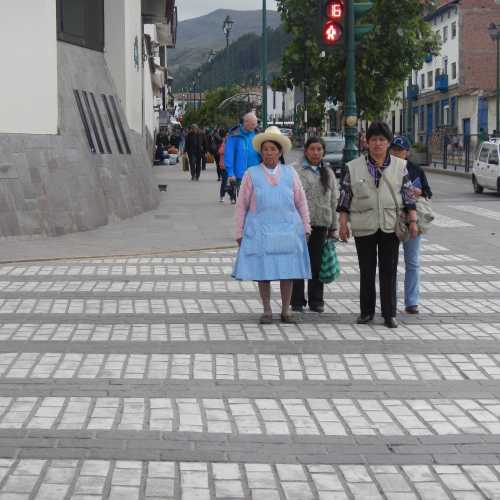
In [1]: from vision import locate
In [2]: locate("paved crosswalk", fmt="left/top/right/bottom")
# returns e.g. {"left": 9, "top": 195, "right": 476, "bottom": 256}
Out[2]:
{"left": 1, "top": 239, "right": 500, "bottom": 499}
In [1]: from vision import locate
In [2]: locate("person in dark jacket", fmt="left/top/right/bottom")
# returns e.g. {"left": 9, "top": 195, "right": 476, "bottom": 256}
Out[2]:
{"left": 185, "top": 125, "right": 205, "bottom": 181}
{"left": 390, "top": 136, "right": 433, "bottom": 315}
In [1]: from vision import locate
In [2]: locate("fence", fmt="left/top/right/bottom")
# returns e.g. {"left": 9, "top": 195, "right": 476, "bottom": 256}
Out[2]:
{"left": 428, "top": 132, "right": 482, "bottom": 172}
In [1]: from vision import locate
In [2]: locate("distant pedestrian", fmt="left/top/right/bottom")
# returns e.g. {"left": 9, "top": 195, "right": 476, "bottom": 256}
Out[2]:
{"left": 185, "top": 125, "right": 205, "bottom": 181}
{"left": 217, "top": 129, "right": 236, "bottom": 203}
{"left": 337, "top": 121, "right": 418, "bottom": 329}
{"left": 233, "top": 126, "right": 311, "bottom": 324}
{"left": 291, "top": 137, "right": 338, "bottom": 314}
{"left": 390, "top": 136, "right": 433, "bottom": 315}
{"left": 224, "top": 113, "right": 261, "bottom": 202}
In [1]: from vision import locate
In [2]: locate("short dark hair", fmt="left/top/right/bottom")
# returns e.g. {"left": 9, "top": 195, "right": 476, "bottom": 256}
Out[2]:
{"left": 304, "top": 136, "right": 326, "bottom": 152}
{"left": 366, "top": 121, "right": 393, "bottom": 143}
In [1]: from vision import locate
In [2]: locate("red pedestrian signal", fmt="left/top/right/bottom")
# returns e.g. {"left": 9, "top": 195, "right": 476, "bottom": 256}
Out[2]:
{"left": 322, "top": 20, "right": 343, "bottom": 45}
{"left": 326, "top": 0, "right": 344, "bottom": 20}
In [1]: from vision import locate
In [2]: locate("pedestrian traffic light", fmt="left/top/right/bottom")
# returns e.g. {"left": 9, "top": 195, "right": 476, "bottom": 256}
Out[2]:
{"left": 353, "top": 2, "right": 374, "bottom": 42}
{"left": 322, "top": 0, "right": 345, "bottom": 46}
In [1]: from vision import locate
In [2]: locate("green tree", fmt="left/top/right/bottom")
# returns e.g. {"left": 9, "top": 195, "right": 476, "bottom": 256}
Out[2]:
{"left": 182, "top": 86, "right": 249, "bottom": 129}
{"left": 277, "top": 0, "right": 440, "bottom": 120}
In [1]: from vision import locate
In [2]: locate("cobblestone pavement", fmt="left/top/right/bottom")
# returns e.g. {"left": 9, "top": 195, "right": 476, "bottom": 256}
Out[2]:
{"left": 2, "top": 170, "right": 500, "bottom": 498}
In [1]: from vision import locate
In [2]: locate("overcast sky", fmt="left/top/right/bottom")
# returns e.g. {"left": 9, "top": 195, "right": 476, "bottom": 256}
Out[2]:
{"left": 178, "top": 1, "right": 278, "bottom": 21}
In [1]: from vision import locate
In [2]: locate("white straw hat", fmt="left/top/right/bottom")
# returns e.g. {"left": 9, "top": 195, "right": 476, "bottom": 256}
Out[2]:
{"left": 252, "top": 126, "right": 292, "bottom": 154}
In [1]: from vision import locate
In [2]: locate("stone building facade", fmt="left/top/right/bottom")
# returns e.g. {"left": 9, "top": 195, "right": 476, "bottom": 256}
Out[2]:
{"left": 0, "top": 0, "right": 177, "bottom": 237}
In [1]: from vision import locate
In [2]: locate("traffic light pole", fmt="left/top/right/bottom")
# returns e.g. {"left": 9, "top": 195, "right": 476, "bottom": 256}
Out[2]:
{"left": 343, "top": 0, "right": 358, "bottom": 163}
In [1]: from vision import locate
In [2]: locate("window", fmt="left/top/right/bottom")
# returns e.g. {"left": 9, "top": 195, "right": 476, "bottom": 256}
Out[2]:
{"left": 419, "top": 106, "right": 425, "bottom": 131}
{"left": 273, "top": 91, "right": 276, "bottom": 109}
{"left": 489, "top": 148, "right": 499, "bottom": 165}
{"left": 57, "top": 0, "right": 104, "bottom": 52}
{"left": 443, "top": 26, "right": 448, "bottom": 42}
{"left": 421, "top": 73, "right": 425, "bottom": 89}
{"left": 443, "top": 57, "right": 448, "bottom": 75}
{"left": 452, "top": 21, "right": 457, "bottom": 39}
{"left": 427, "top": 71, "right": 433, "bottom": 88}
{"left": 435, "top": 68, "right": 441, "bottom": 83}
{"left": 451, "top": 62, "right": 457, "bottom": 80}
{"left": 479, "top": 146, "right": 491, "bottom": 162}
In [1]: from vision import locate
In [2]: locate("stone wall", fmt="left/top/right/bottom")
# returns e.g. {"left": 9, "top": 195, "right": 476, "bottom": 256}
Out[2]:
{"left": 0, "top": 42, "right": 159, "bottom": 237}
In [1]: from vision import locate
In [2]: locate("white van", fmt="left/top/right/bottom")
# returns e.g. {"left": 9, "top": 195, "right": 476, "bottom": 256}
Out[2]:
{"left": 473, "top": 139, "right": 500, "bottom": 193}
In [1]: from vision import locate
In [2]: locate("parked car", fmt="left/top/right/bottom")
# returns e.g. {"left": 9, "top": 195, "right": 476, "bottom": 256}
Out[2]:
{"left": 279, "top": 127, "right": 293, "bottom": 138}
{"left": 473, "top": 139, "right": 500, "bottom": 193}
{"left": 322, "top": 136, "right": 345, "bottom": 177}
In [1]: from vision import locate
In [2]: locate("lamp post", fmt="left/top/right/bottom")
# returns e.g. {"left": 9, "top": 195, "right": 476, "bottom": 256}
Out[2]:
{"left": 197, "top": 70, "right": 202, "bottom": 109}
{"left": 262, "top": 0, "right": 268, "bottom": 129}
{"left": 223, "top": 15, "right": 234, "bottom": 88}
{"left": 489, "top": 22, "right": 500, "bottom": 136}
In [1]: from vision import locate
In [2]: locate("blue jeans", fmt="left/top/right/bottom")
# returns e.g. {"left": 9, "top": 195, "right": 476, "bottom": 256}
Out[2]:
{"left": 403, "top": 235, "right": 421, "bottom": 308}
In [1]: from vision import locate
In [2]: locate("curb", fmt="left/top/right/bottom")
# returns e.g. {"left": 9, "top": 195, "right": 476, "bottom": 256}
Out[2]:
{"left": 0, "top": 245, "right": 237, "bottom": 266}
{"left": 423, "top": 166, "right": 472, "bottom": 179}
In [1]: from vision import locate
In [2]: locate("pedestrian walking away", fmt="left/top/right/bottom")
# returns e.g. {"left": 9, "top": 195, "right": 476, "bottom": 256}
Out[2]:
{"left": 337, "top": 121, "right": 418, "bottom": 329}
{"left": 217, "top": 129, "right": 236, "bottom": 203}
{"left": 232, "top": 126, "right": 312, "bottom": 325}
{"left": 224, "top": 112, "right": 261, "bottom": 203}
{"left": 291, "top": 137, "right": 338, "bottom": 314}
{"left": 390, "top": 135, "right": 433, "bottom": 315}
{"left": 185, "top": 124, "right": 205, "bottom": 181}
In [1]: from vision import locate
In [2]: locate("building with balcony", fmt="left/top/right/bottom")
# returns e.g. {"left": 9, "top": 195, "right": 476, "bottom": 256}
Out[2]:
{"left": 0, "top": 0, "right": 177, "bottom": 237}
{"left": 385, "top": 0, "right": 498, "bottom": 147}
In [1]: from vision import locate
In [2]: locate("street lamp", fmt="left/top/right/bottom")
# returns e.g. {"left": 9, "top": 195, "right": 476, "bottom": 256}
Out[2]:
{"left": 197, "top": 69, "right": 202, "bottom": 109}
{"left": 223, "top": 15, "right": 234, "bottom": 87}
{"left": 488, "top": 22, "right": 500, "bottom": 136}
{"left": 262, "top": 0, "right": 268, "bottom": 129}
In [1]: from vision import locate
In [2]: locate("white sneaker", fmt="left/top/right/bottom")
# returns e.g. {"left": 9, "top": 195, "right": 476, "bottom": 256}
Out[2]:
{"left": 219, "top": 198, "right": 224, "bottom": 203}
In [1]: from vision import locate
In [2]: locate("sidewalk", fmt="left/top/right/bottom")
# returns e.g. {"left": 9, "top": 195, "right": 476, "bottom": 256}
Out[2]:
{"left": 0, "top": 163, "right": 236, "bottom": 263}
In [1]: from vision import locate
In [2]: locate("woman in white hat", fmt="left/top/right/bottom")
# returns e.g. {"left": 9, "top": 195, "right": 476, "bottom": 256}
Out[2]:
{"left": 232, "top": 126, "right": 312, "bottom": 324}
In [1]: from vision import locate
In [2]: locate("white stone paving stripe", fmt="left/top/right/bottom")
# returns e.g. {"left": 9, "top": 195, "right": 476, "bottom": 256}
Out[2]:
{"left": 2, "top": 279, "right": 499, "bottom": 295}
{"left": 2, "top": 258, "right": 491, "bottom": 278}
{"left": 1, "top": 396, "right": 500, "bottom": 436}
{"left": 0, "top": 297, "right": 499, "bottom": 314}
{"left": 451, "top": 204, "right": 500, "bottom": 222}
{"left": 1, "top": 321, "right": 499, "bottom": 343}
{"left": 1, "top": 352, "right": 500, "bottom": 381}
{"left": 432, "top": 213, "right": 474, "bottom": 228}
{"left": 0, "top": 460, "right": 499, "bottom": 499}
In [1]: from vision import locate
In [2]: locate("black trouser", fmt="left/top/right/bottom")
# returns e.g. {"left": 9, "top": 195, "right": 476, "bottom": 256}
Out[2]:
{"left": 292, "top": 226, "right": 328, "bottom": 309}
{"left": 215, "top": 152, "right": 222, "bottom": 180}
{"left": 188, "top": 153, "right": 202, "bottom": 179}
{"left": 354, "top": 230, "right": 400, "bottom": 319}
{"left": 202, "top": 153, "right": 207, "bottom": 171}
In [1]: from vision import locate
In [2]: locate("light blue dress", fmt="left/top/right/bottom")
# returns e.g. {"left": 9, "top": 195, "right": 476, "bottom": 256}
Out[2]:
{"left": 233, "top": 164, "right": 312, "bottom": 281}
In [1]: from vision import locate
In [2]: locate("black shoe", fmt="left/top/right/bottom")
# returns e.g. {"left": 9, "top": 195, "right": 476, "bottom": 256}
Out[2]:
{"left": 356, "top": 314, "right": 374, "bottom": 325}
{"left": 309, "top": 305, "right": 324, "bottom": 313}
{"left": 405, "top": 306, "right": 419, "bottom": 315}
{"left": 291, "top": 305, "right": 304, "bottom": 313}
{"left": 384, "top": 317, "right": 399, "bottom": 329}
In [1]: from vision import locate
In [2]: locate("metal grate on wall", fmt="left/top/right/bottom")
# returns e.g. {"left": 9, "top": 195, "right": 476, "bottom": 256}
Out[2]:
{"left": 74, "top": 89, "right": 131, "bottom": 155}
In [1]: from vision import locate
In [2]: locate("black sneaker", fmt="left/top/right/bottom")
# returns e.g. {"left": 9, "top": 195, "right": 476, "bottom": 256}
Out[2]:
{"left": 309, "top": 305, "right": 324, "bottom": 313}
{"left": 291, "top": 305, "right": 304, "bottom": 313}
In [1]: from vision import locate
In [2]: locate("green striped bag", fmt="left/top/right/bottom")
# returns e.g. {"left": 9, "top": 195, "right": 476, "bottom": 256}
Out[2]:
{"left": 319, "top": 239, "right": 341, "bottom": 284}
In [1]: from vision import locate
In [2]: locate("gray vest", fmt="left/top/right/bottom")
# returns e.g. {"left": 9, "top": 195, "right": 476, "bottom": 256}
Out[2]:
{"left": 347, "top": 156, "right": 406, "bottom": 237}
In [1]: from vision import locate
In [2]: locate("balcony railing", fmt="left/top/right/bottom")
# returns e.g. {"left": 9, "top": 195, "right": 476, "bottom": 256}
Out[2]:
{"left": 407, "top": 85, "right": 419, "bottom": 101}
{"left": 435, "top": 74, "right": 449, "bottom": 92}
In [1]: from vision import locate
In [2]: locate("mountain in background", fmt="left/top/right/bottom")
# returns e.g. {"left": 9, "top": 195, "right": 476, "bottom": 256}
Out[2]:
{"left": 168, "top": 9, "right": 282, "bottom": 75}
{"left": 173, "top": 25, "right": 291, "bottom": 91}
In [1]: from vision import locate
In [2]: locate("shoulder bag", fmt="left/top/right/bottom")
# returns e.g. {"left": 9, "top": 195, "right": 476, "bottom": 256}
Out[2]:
{"left": 376, "top": 166, "right": 410, "bottom": 242}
